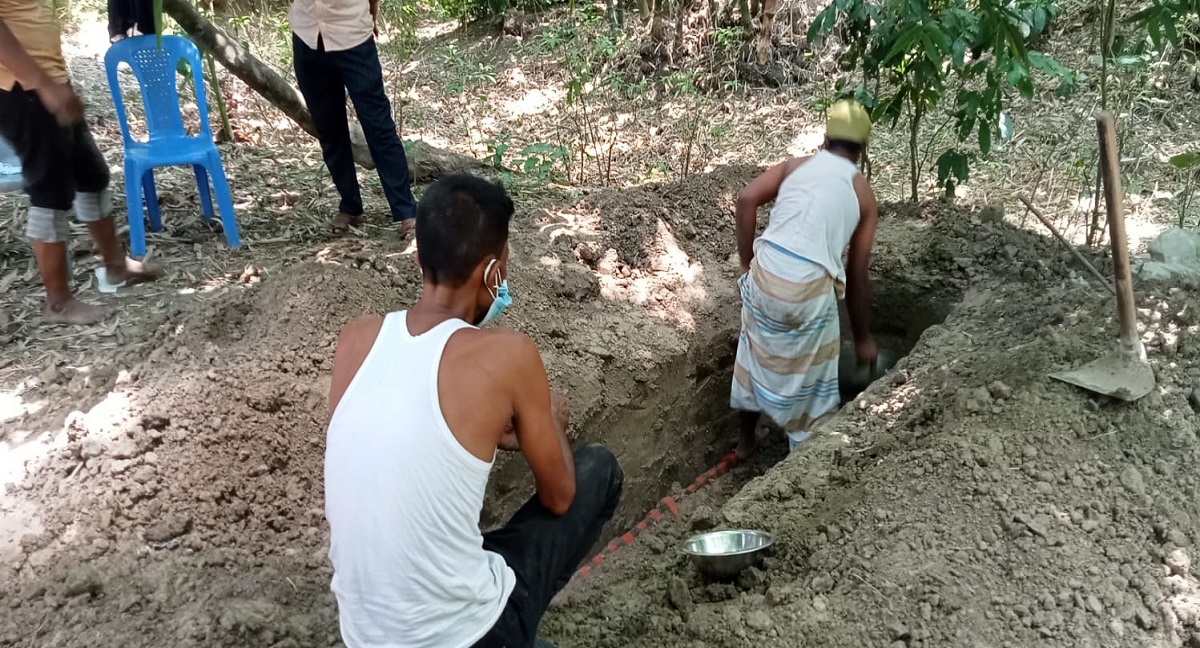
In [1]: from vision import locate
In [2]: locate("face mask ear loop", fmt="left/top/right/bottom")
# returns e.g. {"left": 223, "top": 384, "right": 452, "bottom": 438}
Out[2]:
{"left": 484, "top": 259, "right": 500, "bottom": 300}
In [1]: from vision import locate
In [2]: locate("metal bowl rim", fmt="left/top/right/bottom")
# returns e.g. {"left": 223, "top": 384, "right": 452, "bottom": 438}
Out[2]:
{"left": 681, "top": 529, "right": 776, "bottom": 557}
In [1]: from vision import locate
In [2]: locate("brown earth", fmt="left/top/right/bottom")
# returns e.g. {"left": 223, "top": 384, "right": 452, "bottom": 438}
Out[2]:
{"left": 3, "top": 165, "right": 1198, "bottom": 648}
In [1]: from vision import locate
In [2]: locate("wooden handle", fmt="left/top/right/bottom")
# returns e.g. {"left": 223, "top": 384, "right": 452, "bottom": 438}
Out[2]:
{"left": 1096, "top": 112, "right": 1138, "bottom": 345}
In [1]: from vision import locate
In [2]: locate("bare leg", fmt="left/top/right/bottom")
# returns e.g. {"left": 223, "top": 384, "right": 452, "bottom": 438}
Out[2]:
{"left": 32, "top": 240, "right": 105, "bottom": 325}
{"left": 736, "top": 411, "right": 760, "bottom": 460}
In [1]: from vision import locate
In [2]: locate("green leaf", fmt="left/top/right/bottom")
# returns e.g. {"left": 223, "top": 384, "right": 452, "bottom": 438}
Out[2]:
{"left": 978, "top": 122, "right": 992, "bottom": 155}
{"left": 952, "top": 39, "right": 967, "bottom": 69}
{"left": 1170, "top": 152, "right": 1200, "bottom": 170}
{"left": 1017, "top": 75, "right": 1035, "bottom": 100}
{"left": 881, "top": 25, "right": 922, "bottom": 66}
{"left": 1116, "top": 55, "right": 1145, "bottom": 67}
{"left": 806, "top": 5, "right": 838, "bottom": 42}
{"left": 937, "top": 149, "right": 970, "bottom": 196}
{"left": 1054, "top": 73, "right": 1078, "bottom": 98}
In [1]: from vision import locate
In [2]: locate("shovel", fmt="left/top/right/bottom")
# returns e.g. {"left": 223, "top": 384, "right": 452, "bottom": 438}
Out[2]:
{"left": 1049, "top": 112, "right": 1155, "bottom": 401}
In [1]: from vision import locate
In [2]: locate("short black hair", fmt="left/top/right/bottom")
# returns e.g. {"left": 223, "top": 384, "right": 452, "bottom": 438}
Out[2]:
{"left": 415, "top": 174, "right": 514, "bottom": 286}
{"left": 827, "top": 138, "right": 864, "bottom": 158}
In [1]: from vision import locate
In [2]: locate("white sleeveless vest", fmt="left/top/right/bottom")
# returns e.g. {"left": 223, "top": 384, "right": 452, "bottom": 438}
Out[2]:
{"left": 754, "top": 150, "right": 862, "bottom": 285}
{"left": 325, "top": 311, "right": 515, "bottom": 648}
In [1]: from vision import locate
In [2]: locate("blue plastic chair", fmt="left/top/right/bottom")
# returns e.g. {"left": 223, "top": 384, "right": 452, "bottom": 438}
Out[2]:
{"left": 104, "top": 35, "right": 240, "bottom": 257}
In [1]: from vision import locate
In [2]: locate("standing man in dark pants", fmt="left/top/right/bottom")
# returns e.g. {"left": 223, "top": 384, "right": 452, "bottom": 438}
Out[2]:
{"left": 290, "top": 0, "right": 417, "bottom": 236}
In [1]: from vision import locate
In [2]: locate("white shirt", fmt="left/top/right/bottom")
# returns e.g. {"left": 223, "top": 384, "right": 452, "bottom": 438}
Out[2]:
{"left": 755, "top": 150, "right": 862, "bottom": 286}
{"left": 290, "top": 0, "right": 374, "bottom": 52}
{"left": 325, "top": 312, "right": 516, "bottom": 648}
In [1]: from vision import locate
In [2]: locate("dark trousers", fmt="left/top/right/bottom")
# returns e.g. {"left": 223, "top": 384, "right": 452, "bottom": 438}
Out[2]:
{"left": 292, "top": 33, "right": 416, "bottom": 222}
{"left": 0, "top": 84, "right": 109, "bottom": 210}
{"left": 473, "top": 444, "right": 624, "bottom": 648}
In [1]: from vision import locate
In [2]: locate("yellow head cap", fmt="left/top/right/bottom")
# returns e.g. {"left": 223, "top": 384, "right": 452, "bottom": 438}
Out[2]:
{"left": 826, "top": 100, "right": 872, "bottom": 144}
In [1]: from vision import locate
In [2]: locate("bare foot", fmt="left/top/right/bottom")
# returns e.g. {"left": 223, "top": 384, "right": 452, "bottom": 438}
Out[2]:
{"left": 106, "top": 257, "right": 163, "bottom": 286}
{"left": 45, "top": 298, "right": 107, "bottom": 325}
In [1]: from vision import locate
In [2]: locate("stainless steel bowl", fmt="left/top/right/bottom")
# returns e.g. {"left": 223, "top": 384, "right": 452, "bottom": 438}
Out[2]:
{"left": 682, "top": 529, "right": 775, "bottom": 580}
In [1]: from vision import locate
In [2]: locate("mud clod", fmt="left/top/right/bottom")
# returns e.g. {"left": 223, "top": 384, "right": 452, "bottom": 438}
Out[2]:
{"left": 745, "top": 609, "right": 773, "bottom": 632}
{"left": 667, "top": 577, "right": 693, "bottom": 613}
{"left": 143, "top": 516, "right": 193, "bottom": 543}
{"left": 1120, "top": 466, "right": 1147, "bottom": 496}
{"left": 1166, "top": 548, "right": 1192, "bottom": 576}
{"left": 62, "top": 569, "right": 103, "bottom": 598}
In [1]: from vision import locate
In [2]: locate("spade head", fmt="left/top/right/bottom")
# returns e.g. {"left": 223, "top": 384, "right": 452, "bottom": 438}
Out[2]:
{"left": 1050, "top": 347, "right": 1155, "bottom": 402}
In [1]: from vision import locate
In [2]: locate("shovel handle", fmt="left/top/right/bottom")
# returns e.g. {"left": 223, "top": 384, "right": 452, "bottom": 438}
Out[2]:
{"left": 1096, "top": 112, "right": 1139, "bottom": 347}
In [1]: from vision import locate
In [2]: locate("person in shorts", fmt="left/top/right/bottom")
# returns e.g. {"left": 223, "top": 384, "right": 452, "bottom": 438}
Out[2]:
{"left": 0, "top": 3, "right": 158, "bottom": 325}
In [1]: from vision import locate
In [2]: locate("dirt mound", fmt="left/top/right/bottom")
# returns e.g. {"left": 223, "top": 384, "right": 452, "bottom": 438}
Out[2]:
{"left": 583, "top": 164, "right": 757, "bottom": 269}
{"left": 4, "top": 166, "right": 1195, "bottom": 648}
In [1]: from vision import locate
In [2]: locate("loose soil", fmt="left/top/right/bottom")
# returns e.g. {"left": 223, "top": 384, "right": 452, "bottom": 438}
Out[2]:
{"left": 3, "top": 164, "right": 1200, "bottom": 648}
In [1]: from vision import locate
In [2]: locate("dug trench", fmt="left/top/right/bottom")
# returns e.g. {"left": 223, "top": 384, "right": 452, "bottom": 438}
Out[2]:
{"left": 5, "top": 168, "right": 1184, "bottom": 648}
{"left": 484, "top": 273, "right": 959, "bottom": 547}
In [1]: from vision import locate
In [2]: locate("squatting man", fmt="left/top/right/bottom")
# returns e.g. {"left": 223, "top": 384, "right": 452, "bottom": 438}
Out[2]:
{"left": 324, "top": 174, "right": 623, "bottom": 648}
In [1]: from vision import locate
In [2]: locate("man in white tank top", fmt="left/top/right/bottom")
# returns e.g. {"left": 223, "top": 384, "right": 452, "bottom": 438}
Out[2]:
{"left": 730, "top": 101, "right": 880, "bottom": 457}
{"left": 325, "top": 174, "right": 623, "bottom": 648}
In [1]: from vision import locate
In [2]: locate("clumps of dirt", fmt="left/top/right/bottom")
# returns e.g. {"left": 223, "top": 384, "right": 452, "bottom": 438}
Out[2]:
{"left": 540, "top": 203, "right": 1200, "bottom": 648}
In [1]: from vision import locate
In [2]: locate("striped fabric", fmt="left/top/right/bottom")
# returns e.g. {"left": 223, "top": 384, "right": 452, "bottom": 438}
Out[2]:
{"left": 731, "top": 254, "right": 842, "bottom": 449}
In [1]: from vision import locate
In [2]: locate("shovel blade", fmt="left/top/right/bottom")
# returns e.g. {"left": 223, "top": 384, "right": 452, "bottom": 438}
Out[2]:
{"left": 1050, "top": 349, "right": 1155, "bottom": 401}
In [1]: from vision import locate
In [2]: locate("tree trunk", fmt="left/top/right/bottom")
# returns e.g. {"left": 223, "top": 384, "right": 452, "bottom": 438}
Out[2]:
{"left": 163, "top": 0, "right": 480, "bottom": 180}
{"left": 909, "top": 100, "right": 923, "bottom": 202}
{"left": 756, "top": 0, "right": 775, "bottom": 64}
{"left": 639, "top": 0, "right": 651, "bottom": 23}
{"left": 650, "top": 0, "right": 667, "bottom": 42}
{"left": 737, "top": 0, "right": 751, "bottom": 32}
{"left": 674, "top": 0, "right": 693, "bottom": 59}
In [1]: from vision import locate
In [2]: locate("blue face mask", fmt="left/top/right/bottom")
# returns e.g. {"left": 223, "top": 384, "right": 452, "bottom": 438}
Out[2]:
{"left": 478, "top": 259, "right": 511, "bottom": 327}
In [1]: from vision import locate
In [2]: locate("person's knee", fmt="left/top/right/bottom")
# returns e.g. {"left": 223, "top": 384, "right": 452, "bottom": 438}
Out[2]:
{"left": 73, "top": 189, "right": 112, "bottom": 223}
{"left": 25, "top": 207, "right": 70, "bottom": 243}
{"left": 575, "top": 443, "right": 623, "bottom": 499}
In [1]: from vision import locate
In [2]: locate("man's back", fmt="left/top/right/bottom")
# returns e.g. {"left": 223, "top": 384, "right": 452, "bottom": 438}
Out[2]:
{"left": 326, "top": 311, "right": 515, "bottom": 648}
{"left": 759, "top": 149, "right": 862, "bottom": 285}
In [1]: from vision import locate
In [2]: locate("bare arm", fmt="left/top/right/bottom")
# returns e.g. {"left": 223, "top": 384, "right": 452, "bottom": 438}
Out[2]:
{"left": 509, "top": 337, "right": 575, "bottom": 515}
{"left": 734, "top": 157, "right": 806, "bottom": 273}
{"left": 0, "top": 19, "right": 81, "bottom": 124}
{"left": 846, "top": 174, "right": 879, "bottom": 362}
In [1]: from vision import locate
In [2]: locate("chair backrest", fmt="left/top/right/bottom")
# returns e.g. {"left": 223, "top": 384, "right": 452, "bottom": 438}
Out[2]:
{"left": 104, "top": 35, "right": 212, "bottom": 146}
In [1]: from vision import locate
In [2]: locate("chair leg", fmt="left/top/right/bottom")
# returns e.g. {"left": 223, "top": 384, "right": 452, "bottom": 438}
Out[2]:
{"left": 193, "top": 164, "right": 214, "bottom": 222}
{"left": 206, "top": 156, "right": 240, "bottom": 249}
{"left": 143, "top": 168, "right": 162, "bottom": 233}
{"left": 125, "top": 165, "right": 148, "bottom": 258}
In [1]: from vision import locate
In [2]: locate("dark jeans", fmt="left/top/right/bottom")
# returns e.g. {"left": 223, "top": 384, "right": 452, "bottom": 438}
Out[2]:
{"left": 473, "top": 444, "right": 624, "bottom": 648}
{"left": 292, "top": 33, "right": 416, "bottom": 222}
{"left": 0, "top": 84, "right": 110, "bottom": 210}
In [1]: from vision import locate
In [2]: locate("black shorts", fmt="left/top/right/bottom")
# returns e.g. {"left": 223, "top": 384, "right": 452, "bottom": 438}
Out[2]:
{"left": 0, "top": 83, "right": 109, "bottom": 211}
